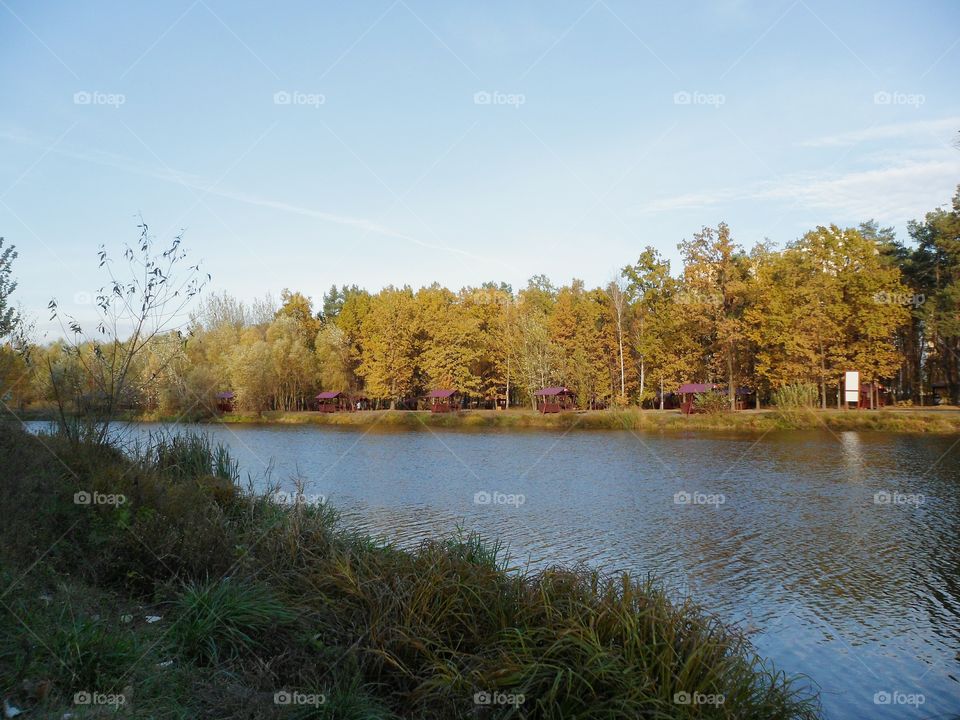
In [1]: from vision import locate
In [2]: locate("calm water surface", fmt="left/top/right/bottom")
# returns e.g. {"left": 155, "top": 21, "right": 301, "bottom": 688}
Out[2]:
{"left": 30, "top": 422, "right": 960, "bottom": 719}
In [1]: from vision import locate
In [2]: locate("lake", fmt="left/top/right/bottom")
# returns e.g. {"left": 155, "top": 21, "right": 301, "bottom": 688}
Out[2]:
{"left": 28, "top": 421, "right": 960, "bottom": 719}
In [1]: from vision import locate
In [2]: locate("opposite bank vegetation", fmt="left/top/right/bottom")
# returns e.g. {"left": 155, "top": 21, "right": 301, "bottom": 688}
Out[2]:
{"left": 0, "top": 423, "right": 820, "bottom": 719}
{"left": 124, "top": 407, "right": 960, "bottom": 434}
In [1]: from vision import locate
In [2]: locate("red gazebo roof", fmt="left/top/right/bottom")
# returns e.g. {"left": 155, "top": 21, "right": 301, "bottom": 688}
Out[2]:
{"left": 678, "top": 383, "right": 717, "bottom": 394}
{"left": 427, "top": 389, "right": 457, "bottom": 398}
{"left": 534, "top": 386, "right": 572, "bottom": 396}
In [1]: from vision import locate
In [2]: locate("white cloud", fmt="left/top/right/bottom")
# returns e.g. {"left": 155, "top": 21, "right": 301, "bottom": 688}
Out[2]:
{"left": 756, "top": 160, "right": 959, "bottom": 221}
{"left": 799, "top": 117, "right": 960, "bottom": 148}
{"left": 634, "top": 157, "right": 960, "bottom": 225}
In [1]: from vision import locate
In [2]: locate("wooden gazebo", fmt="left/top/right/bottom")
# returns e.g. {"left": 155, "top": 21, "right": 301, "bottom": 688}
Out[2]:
{"left": 215, "top": 391, "right": 235, "bottom": 413}
{"left": 534, "top": 386, "right": 574, "bottom": 413}
{"left": 426, "top": 389, "right": 461, "bottom": 413}
{"left": 859, "top": 383, "right": 891, "bottom": 409}
{"left": 678, "top": 383, "right": 717, "bottom": 415}
{"left": 316, "top": 391, "right": 351, "bottom": 413}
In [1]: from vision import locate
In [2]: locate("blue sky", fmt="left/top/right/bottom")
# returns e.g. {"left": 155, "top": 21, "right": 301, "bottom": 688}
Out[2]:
{"left": 2, "top": 0, "right": 958, "bottom": 337}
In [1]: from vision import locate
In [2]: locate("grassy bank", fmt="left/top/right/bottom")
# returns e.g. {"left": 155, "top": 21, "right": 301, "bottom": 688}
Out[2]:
{"left": 206, "top": 407, "right": 960, "bottom": 434}
{"left": 0, "top": 424, "right": 820, "bottom": 719}
{"left": 14, "top": 404, "right": 960, "bottom": 434}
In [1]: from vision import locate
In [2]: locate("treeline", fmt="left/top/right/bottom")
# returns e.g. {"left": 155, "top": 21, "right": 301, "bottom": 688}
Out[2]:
{"left": 7, "top": 187, "right": 960, "bottom": 415}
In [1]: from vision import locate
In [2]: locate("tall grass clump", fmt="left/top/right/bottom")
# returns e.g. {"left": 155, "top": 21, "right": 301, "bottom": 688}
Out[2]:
{"left": 148, "top": 432, "right": 239, "bottom": 482}
{"left": 771, "top": 383, "right": 819, "bottom": 410}
{"left": 170, "top": 577, "right": 296, "bottom": 665}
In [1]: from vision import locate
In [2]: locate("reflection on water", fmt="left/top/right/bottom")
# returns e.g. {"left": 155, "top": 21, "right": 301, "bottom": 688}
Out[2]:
{"left": 26, "top": 421, "right": 960, "bottom": 719}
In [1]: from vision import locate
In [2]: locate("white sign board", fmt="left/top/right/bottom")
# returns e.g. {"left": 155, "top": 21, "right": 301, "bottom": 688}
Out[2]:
{"left": 844, "top": 371, "right": 860, "bottom": 403}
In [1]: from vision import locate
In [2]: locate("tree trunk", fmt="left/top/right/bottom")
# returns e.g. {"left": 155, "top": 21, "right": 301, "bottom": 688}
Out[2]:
{"left": 817, "top": 329, "right": 827, "bottom": 410}
{"left": 505, "top": 354, "right": 510, "bottom": 410}
{"left": 618, "top": 327, "right": 625, "bottom": 399}
{"left": 727, "top": 349, "right": 735, "bottom": 411}
{"left": 659, "top": 376, "right": 664, "bottom": 411}
{"left": 639, "top": 358, "right": 645, "bottom": 405}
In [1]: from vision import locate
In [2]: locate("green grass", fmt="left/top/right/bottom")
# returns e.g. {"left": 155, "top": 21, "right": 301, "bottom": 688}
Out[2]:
{"left": 0, "top": 422, "right": 822, "bottom": 718}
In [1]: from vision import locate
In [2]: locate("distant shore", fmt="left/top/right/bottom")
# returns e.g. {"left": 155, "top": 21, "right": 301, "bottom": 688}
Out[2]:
{"left": 192, "top": 406, "right": 960, "bottom": 433}
{"left": 14, "top": 406, "right": 960, "bottom": 433}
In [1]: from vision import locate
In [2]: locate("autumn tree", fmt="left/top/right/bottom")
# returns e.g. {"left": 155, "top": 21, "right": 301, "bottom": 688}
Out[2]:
{"left": 276, "top": 289, "right": 321, "bottom": 350}
{"left": 357, "top": 286, "right": 418, "bottom": 408}
{"left": 623, "top": 247, "right": 677, "bottom": 405}
{"left": 510, "top": 277, "right": 557, "bottom": 408}
{"left": 678, "top": 223, "right": 750, "bottom": 410}
{"left": 605, "top": 278, "right": 628, "bottom": 402}
{"left": 906, "top": 186, "right": 960, "bottom": 403}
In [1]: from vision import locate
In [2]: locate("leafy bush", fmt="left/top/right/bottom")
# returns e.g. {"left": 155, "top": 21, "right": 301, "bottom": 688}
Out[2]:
{"left": 694, "top": 391, "right": 731, "bottom": 414}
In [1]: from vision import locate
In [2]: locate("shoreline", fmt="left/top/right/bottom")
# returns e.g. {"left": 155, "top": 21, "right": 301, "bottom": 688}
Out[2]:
{"left": 16, "top": 406, "right": 959, "bottom": 434}
{"left": 232, "top": 408, "right": 960, "bottom": 434}
{"left": 200, "top": 406, "right": 960, "bottom": 434}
